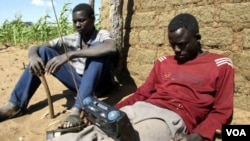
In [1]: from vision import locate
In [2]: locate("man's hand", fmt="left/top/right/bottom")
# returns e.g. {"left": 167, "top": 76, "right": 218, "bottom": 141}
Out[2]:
{"left": 45, "top": 54, "right": 68, "bottom": 74}
{"left": 29, "top": 56, "right": 45, "bottom": 76}
{"left": 170, "top": 133, "right": 203, "bottom": 141}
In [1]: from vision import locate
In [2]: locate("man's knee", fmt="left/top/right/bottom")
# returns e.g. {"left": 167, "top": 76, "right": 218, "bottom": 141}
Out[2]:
{"left": 38, "top": 47, "right": 59, "bottom": 61}
{"left": 38, "top": 46, "right": 51, "bottom": 54}
{"left": 86, "top": 58, "right": 107, "bottom": 70}
{"left": 134, "top": 119, "right": 172, "bottom": 141}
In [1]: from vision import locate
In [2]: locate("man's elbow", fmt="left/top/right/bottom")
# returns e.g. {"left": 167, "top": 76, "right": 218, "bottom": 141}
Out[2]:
{"left": 111, "top": 45, "right": 118, "bottom": 55}
{"left": 106, "top": 40, "right": 118, "bottom": 55}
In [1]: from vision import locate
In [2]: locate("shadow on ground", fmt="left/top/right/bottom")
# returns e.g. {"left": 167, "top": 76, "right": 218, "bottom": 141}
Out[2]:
{"left": 26, "top": 82, "right": 137, "bottom": 116}
{"left": 26, "top": 89, "right": 75, "bottom": 115}
{"left": 101, "top": 83, "right": 137, "bottom": 106}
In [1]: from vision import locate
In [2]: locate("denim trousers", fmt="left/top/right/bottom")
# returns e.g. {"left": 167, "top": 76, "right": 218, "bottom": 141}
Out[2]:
{"left": 9, "top": 46, "right": 114, "bottom": 110}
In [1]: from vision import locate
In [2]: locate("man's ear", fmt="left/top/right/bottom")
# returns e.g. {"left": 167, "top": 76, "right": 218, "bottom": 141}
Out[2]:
{"left": 195, "top": 33, "right": 201, "bottom": 40}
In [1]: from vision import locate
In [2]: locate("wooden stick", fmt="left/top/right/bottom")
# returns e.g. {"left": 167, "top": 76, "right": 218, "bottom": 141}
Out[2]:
{"left": 39, "top": 75, "right": 55, "bottom": 118}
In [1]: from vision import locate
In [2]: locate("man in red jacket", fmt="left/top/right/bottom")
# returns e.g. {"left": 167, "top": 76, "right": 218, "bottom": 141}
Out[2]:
{"left": 115, "top": 13, "right": 234, "bottom": 141}
{"left": 48, "top": 13, "right": 234, "bottom": 141}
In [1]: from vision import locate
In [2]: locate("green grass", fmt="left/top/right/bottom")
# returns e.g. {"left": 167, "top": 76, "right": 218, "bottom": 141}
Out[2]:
{"left": 0, "top": 3, "right": 101, "bottom": 49}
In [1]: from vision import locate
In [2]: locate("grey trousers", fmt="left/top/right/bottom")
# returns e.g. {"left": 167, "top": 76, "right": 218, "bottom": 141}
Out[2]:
{"left": 48, "top": 102, "right": 186, "bottom": 141}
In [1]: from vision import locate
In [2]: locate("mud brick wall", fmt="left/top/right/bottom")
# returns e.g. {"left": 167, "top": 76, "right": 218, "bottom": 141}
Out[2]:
{"left": 100, "top": 0, "right": 250, "bottom": 100}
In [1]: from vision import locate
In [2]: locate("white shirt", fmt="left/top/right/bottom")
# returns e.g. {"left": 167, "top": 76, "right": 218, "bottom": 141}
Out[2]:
{"left": 48, "top": 29, "right": 112, "bottom": 75}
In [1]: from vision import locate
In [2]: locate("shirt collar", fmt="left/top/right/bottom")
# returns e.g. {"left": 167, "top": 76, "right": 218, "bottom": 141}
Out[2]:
{"left": 76, "top": 29, "right": 99, "bottom": 48}
{"left": 87, "top": 29, "right": 98, "bottom": 45}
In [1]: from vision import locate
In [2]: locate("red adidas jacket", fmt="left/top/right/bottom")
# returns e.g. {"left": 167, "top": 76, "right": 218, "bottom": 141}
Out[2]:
{"left": 116, "top": 52, "right": 234, "bottom": 140}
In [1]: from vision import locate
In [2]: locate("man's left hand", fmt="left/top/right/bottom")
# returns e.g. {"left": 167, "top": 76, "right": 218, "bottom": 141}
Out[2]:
{"left": 45, "top": 54, "right": 68, "bottom": 74}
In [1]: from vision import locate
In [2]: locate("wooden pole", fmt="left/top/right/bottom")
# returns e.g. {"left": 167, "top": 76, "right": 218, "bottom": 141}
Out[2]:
{"left": 39, "top": 75, "right": 54, "bottom": 118}
{"left": 89, "top": 0, "right": 94, "bottom": 9}
{"left": 110, "top": 0, "right": 124, "bottom": 80}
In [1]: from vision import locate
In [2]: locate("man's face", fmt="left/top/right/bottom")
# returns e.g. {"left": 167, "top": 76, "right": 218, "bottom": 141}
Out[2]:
{"left": 168, "top": 28, "right": 199, "bottom": 63}
{"left": 72, "top": 10, "right": 94, "bottom": 35}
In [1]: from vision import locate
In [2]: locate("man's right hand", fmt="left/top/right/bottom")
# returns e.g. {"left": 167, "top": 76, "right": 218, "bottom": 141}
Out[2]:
{"left": 29, "top": 56, "right": 45, "bottom": 76}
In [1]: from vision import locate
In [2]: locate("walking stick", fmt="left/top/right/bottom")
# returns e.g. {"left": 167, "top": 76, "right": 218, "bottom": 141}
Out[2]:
{"left": 39, "top": 75, "right": 55, "bottom": 118}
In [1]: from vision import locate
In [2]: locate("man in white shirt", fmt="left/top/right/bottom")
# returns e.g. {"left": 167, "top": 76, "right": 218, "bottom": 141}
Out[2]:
{"left": 0, "top": 3, "right": 117, "bottom": 131}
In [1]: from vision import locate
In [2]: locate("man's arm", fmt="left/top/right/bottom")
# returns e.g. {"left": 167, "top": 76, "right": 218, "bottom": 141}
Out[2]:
{"left": 191, "top": 62, "right": 235, "bottom": 140}
{"left": 28, "top": 43, "right": 51, "bottom": 59}
{"left": 68, "top": 39, "right": 117, "bottom": 59}
{"left": 27, "top": 43, "right": 51, "bottom": 75}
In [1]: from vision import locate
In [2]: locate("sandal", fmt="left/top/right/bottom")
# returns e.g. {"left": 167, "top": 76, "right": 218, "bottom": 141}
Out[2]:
{"left": 46, "top": 115, "right": 86, "bottom": 140}
{"left": 0, "top": 102, "right": 23, "bottom": 122}
{"left": 57, "top": 114, "right": 86, "bottom": 132}
{"left": 46, "top": 123, "right": 86, "bottom": 140}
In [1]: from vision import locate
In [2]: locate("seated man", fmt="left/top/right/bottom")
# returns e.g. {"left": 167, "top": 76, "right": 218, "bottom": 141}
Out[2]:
{"left": 0, "top": 3, "right": 117, "bottom": 129}
{"left": 48, "top": 13, "right": 234, "bottom": 141}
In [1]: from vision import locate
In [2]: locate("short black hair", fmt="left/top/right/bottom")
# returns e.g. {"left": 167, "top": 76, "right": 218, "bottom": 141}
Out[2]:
{"left": 72, "top": 3, "right": 95, "bottom": 20}
{"left": 168, "top": 13, "right": 199, "bottom": 35}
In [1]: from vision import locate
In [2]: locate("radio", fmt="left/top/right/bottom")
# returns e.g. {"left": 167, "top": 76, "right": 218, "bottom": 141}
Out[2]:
{"left": 82, "top": 96, "right": 139, "bottom": 141}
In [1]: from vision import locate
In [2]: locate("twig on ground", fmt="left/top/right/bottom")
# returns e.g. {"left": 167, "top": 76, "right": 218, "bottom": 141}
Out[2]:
{"left": 40, "top": 111, "right": 49, "bottom": 119}
{"left": 48, "top": 120, "right": 61, "bottom": 126}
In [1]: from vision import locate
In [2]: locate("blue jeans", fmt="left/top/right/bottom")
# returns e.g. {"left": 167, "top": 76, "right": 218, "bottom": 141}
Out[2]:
{"left": 9, "top": 46, "right": 114, "bottom": 110}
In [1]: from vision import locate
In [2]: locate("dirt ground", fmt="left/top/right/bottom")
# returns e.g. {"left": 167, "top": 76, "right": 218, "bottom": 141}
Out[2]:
{"left": 0, "top": 46, "right": 250, "bottom": 141}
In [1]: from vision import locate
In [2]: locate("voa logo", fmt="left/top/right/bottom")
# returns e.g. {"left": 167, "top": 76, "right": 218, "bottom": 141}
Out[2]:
{"left": 226, "top": 129, "right": 246, "bottom": 136}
